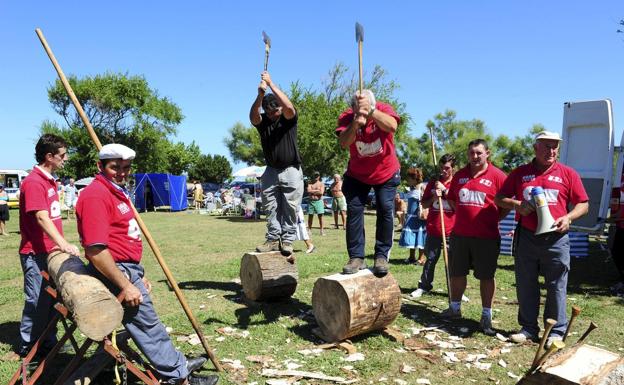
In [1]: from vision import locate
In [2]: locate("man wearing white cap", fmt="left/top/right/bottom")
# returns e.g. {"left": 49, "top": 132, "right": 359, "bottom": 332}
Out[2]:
{"left": 76, "top": 144, "right": 216, "bottom": 385}
{"left": 495, "top": 131, "right": 588, "bottom": 345}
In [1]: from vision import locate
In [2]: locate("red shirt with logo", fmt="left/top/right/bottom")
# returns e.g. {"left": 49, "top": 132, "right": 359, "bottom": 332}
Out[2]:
{"left": 76, "top": 174, "right": 142, "bottom": 263}
{"left": 423, "top": 179, "right": 455, "bottom": 237}
{"left": 448, "top": 163, "right": 507, "bottom": 239}
{"left": 19, "top": 166, "right": 64, "bottom": 254}
{"left": 498, "top": 161, "right": 588, "bottom": 232}
{"left": 336, "top": 102, "right": 401, "bottom": 185}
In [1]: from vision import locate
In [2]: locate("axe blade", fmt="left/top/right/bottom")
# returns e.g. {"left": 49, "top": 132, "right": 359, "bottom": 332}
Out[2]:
{"left": 355, "top": 22, "right": 364, "bottom": 43}
{"left": 262, "top": 30, "right": 271, "bottom": 48}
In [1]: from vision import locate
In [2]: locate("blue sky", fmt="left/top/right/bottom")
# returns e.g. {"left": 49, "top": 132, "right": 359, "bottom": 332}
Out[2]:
{"left": 1, "top": 1, "right": 623, "bottom": 172}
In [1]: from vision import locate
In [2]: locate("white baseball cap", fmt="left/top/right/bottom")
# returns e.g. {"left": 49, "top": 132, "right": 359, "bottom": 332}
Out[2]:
{"left": 99, "top": 143, "right": 136, "bottom": 160}
{"left": 534, "top": 131, "right": 562, "bottom": 141}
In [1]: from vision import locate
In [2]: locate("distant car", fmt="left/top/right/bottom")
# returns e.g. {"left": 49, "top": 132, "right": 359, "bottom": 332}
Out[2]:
{"left": 201, "top": 182, "right": 221, "bottom": 193}
{"left": 301, "top": 196, "right": 333, "bottom": 215}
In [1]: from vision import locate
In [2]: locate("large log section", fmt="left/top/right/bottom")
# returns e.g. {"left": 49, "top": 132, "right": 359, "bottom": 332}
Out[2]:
{"left": 312, "top": 269, "right": 401, "bottom": 342}
{"left": 47, "top": 251, "right": 123, "bottom": 341}
{"left": 240, "top": 252, "right": 298, "bottom": 301}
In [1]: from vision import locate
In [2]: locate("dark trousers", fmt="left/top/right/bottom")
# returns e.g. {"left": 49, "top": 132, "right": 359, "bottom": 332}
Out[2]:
{"left": 419, "top": 235, "right": 447, "bottom": 291}
{"left": 342, "top": 171, "right": 400, "bottom": 260}
{"left": 612, "top": 227, "right": 624, "bottom": 281}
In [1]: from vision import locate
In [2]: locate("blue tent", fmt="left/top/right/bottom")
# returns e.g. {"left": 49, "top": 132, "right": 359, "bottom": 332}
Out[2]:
{"left": 134, "top": 173, "right": 188, "bottom": 212}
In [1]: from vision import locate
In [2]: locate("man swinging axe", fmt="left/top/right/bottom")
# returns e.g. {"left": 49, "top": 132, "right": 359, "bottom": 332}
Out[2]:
{"left": 76, "top": 144, "right": 217, "bottom": 385}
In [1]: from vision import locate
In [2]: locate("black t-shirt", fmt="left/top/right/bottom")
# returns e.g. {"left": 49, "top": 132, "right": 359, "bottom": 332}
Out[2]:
{"left": 253, "top": 112, "right": 301, "bottom": 169}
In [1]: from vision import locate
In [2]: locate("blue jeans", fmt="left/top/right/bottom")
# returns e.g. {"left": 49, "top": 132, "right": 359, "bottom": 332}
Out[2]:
{"left": 261, "top": 166, "right": 304, "bottom": 243}
{"left": 342, "top": 171, "right": 400, "bottom": 260}
{"left": 514, "top": 226, "right": 570, "bottom": 336}
{"left": 19, "top": 253, "right": 57, "bottom": 355}
{"left": 88, "top": 263, "right": 188, "bottom": 382}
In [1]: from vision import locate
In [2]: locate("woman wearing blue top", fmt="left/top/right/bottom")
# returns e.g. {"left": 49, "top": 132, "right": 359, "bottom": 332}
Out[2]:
{"left": 0, "top": 184, "right": 9, "bottom": 236}
{"left": 399, "top": 168, "right": 428, "bottom": 264}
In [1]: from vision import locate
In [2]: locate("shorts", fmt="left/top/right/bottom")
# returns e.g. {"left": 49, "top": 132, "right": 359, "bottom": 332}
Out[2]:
{"left": 0, "top": 204, "right": 9, "bottom": 221}
{"left": 308, "top": 199, "right": 325, "bottom": 215}
{"left": 449, "top": 235, "right": 500, "bottom": 279}
{"left": 332, "top": 196, "right": 347, "bottom": 212}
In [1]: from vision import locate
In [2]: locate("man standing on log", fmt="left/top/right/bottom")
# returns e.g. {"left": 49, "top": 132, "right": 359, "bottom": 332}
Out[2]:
{"left": 17, "top": 133, "right": 80, "bottom": 357}
{"left": 336, "top": 90, "right": 401, "bottom": 276}
{"left": 250, "top": 71, "right": 303, "bottom": 258}
{"left": 495, "top": 131, "right": 588, "bottom": 345}
{"left": 76, "top": 144, "right": 216, "bottom": 385}
{"left": 444, "top": 139, "right": 507, "bottom": 336}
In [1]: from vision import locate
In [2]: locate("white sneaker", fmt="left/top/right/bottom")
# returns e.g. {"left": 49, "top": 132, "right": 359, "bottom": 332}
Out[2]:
{"left": 410, "top": 288, "right": 427, "bottom": 298}
{"left": 545, "top": 335, "right": 563, "bottom": 349}
{"left": 461, "top": 294, "right": 470, "bottom": 302}
{"left": 509, "top": 330, "right": 537, "bottom": 344}
{"left": 305, "top": 245, "right": 316, "bottom": 254}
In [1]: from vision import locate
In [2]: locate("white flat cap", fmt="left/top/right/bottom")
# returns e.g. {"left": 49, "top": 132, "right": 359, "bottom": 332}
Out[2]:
{"left": 534, "top": 131, "right": 562, "bottom": 141}
{"left": 99, "top": 143, "right": 136, "bottom": 160}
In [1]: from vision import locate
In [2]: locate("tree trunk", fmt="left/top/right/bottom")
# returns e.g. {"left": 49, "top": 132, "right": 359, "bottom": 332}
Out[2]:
{"left": 240, "top": 252, "right": 298, "bottom": 301}
{"left": 47, "top": 251, "right": 123, "bottom": 341}
{"left": 312, "top": 269, "right": 401, "bottom": 342}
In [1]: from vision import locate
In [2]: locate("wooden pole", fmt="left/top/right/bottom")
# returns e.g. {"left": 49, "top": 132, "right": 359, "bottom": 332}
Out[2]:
{"left": 35, "top": 28, "right": 222, "bottom": 372}
{"left": 428, "top": 125, "right": 452, "bottom": 305}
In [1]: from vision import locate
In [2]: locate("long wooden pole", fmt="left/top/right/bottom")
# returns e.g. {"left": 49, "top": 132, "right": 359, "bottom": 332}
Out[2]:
{"left": 35, "top": 28, "right": 222, "bottom": 372}
{"left": 428, "top": 126, "right": 452, "bottom": 305}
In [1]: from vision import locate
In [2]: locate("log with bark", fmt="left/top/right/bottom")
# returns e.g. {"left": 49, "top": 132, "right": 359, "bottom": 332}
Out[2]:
{"left": 240, "top": 252, "right": 298, "bottom": 301}
{"left": 312, "top": 269, "right": 401, "bottom": 342}
{"left": 47, "top": 251, "right": 123, "bottom": 341}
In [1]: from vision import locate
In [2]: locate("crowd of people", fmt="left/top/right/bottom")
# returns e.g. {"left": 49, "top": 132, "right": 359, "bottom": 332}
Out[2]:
{"left": 8, "top": 71, "right": 622, "bottom": 385}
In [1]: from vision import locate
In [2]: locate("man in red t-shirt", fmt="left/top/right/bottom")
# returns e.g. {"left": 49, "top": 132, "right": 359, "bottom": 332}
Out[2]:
{"left": 76, "top": 144, "right": 215, "bottom": 385}
{"left": 444, "top": 139, "right": 508, "bottom": 336}
{"left": 17, "top": 134, "right": 80, "bottom": 357}
{"left": 336, "top": 90, "right": 401, "bottom": 276}
{"left": 495, "top": 131, "right": 588, "bottom": 344}
{"left": 411, "top": 153, "right": 456, "bottom": 298}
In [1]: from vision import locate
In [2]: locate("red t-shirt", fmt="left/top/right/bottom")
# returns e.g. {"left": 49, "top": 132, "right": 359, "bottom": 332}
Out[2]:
{"left": 19, "top": 166, "right": 64, "bottom": 254}
{"left": 498, "top": 161, "right": 589, "bottom": 232}
{"left": 336, "top": 102, "right": 401, "bottom": 185}
{"left": 76, "top": 174, "right": 143, "bottom": 263}
{"left": 423, "top": 179, "right": 455, "bottom": 237}
{"left": 448, "top": 163, "right": 507, "bottom": 239}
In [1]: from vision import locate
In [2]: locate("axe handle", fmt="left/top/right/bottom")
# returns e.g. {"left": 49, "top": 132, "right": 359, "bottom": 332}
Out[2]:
{"left": 358, "top": 40, "right": 363, "bottom": 95}
{"left": 264, "top": 46, "right": 269, "bottom": 72}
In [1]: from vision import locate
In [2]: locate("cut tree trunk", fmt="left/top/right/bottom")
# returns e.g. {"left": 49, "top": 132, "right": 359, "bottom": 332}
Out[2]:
{"left": 312, "top": 269, "right": 401, "bottom": 342}
{"left": 240, "top": 252, "right": 298, "bottom": 301}
{"left": 47, "top": 251, "right": 123, "bottom": 341}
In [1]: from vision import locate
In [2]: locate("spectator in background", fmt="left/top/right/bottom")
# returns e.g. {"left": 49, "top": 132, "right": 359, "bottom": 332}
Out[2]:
{"left": 295, "top": 206, "right": 315, "bottom": 254}
{"left": 399, "top": 168, "right": 427, "bottom": 264}
{"left": 193, "top": 181, "right": 203, "bottom": 211}
{"left": 0, "top": 184, "right": 9, "bottom": 236}
{"left": 330, "top": 174, "right": 347, "bottom": 230}
{"left": 64, "top": 178, "right": 78, "bottom": 220}
{"left": 394, "top": 192, "right": 407, "bottom": 230}
{"left": 307, "top": 171, "right": 326, "bottom": 236}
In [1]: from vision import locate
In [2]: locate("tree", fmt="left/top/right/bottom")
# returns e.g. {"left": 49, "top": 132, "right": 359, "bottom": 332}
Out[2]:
{"left": 42, "top": 72, "right": 184, "bottom": 177}
{"left": 223, "top": 122, "right": 264, "bottom": 166}
{"left": 165, "top": 141, "right": 201, "bottom": 175}
{"left": 492, "top": 124, "right": 543, "bottom": 173}
{"left": 188, "top": 154, "right": 232, "bottom": 184}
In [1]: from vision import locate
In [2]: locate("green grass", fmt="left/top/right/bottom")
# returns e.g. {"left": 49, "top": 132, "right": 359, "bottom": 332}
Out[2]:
{"left": 1, "top": 210, "right": 623, "bottom": 384}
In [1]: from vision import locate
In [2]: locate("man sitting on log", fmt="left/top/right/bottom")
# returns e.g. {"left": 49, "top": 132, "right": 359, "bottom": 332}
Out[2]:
{"left": 17, "top": 134, "right": 80, "bottom": 357}
{"left": 76, "top": 144, "right": 216, "bottom": 385}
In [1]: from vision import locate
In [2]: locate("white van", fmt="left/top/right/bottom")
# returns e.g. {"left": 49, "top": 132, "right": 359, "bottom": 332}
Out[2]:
{"left": 0, "top": 169, "right": 29, "bottom": 208}
{"left": 560, "top": 99, "right": 622, "bottom": 233}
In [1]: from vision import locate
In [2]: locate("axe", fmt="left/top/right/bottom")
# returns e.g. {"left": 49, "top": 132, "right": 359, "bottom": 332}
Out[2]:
{"left": 355, "top": 22, "right": 364, "bottom": 95}
{"left": 262, "top": 30, "right": 271, "bottom": 71}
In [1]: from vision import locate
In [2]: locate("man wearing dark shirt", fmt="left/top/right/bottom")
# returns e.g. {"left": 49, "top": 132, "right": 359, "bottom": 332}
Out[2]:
{"left": 250, "top": 71, "right": 303, "bottom": 257}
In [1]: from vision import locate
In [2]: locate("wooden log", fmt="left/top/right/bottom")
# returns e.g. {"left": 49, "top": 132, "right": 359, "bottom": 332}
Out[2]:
{"left": 312, "top": 269, "right": 401, "bottom": 342}
{"left": 47, "top": 251, "right": 123, "bottom": 341}
{"left": 240, "top": 252, "right": 298, "bottom": 301}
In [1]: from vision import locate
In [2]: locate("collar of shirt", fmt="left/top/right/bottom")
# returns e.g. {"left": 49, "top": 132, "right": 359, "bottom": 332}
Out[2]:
{"left": 96, "top": 173, "right": 131, "bottom": 200}
{"left": 34, "top": 165, "right": 56, "bottom": 181}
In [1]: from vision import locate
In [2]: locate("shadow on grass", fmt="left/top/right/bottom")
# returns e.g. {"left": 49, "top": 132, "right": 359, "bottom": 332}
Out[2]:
{"left": 0, "top": 321, "right": 21, "bottom": 353}
{"left": 175, "top": 280, "right": 241, "bottom": 293}
{"left": 400, "top": 301, "right": 489, "bottom": 338}
{"left": 214, "top": 216, "right": 265, "bottom": 223}
{"left": 234, "top": 296, "right": 313, "bottom": 330}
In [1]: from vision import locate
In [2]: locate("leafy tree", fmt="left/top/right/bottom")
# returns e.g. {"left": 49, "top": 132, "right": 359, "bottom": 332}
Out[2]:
{"left": 188, "top": 154, "right": 232, "bottom": 184}
{"left": 42, "top": 72, "right": 184, "bottom": 177}
{"left": 165, "top": 141, "right": 201, "bottom": 175}
{"left": 223, "top": 122, "right": 264, "bottom": 166}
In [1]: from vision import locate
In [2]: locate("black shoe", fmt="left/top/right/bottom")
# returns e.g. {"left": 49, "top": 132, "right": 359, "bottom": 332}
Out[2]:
{"left": 342, "top": 258, "right": 366, "bottom": 274}
{"left": 186, "top": 356, "right": 207, "bottom": 374}
{"left": 373, "top": 256, "right": 389, "bottom": 276}
{"left": 188, "top": 374, "right": 219, "bottom": 385}
{"left": 281, "top": 242, "right": 293, "bottom": 256}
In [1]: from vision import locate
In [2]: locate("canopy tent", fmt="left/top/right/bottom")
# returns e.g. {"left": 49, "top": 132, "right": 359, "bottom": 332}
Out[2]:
{"left": 134, "top": 173, "right": 188, "bottom": 212}
{"left": 232, "top": 165, "right": 266, "bottom": 179}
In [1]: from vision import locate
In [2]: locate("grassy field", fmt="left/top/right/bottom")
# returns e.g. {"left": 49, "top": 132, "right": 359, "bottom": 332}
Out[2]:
{"left": 1, "top": 209, "right": 623, "bottom": 384}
